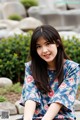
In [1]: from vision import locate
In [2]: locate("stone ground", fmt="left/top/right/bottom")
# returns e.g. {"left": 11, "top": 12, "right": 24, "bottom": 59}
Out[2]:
{"left": 0, "top": 112, "right": 79, "bottom": 120}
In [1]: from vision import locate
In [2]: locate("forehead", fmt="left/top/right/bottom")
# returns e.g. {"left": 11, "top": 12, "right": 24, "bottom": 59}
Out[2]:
{"left": 36, "top": 37, "right": 48, "bottom": 44}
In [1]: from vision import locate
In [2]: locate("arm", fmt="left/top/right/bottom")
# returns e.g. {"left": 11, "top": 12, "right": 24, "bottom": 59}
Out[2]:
{"left": 43, "top": 63, "right": 80, "bottom": 120}
{"left": 24, "top": 100, "right": 36, "bottom": 120}
{"left": 42, "top": 102, "right": 62, "bottom": 120}
{"left": 21, "top": 62, "right": 40, "bottom": 120}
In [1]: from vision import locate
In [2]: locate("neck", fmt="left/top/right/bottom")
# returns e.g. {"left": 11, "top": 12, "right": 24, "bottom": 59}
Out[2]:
{"left": 47, "top": 62, "right": 56, "bottom": 70}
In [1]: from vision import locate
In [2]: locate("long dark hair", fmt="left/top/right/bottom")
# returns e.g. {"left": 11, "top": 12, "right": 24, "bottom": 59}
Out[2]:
{"left": 30, "top": 25, "right": 69, "bottom": 93}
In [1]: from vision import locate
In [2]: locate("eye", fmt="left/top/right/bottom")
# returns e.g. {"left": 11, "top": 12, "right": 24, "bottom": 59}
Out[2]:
{"left": 46, "top": 42, "right": 50, "bottom": 45}
{"left": 46, "top": 41, "right": 55, "bottom": 45}
{"left": 36, "top": 45, "right": 41, "bottom": 49}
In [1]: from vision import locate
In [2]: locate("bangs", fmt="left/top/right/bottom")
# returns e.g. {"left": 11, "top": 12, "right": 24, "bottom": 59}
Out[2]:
{"left": 41, "top": 29, "right": 57, "bottom": 43}
{"left": 32, "top": 29, "right": 57, "bottom": 44}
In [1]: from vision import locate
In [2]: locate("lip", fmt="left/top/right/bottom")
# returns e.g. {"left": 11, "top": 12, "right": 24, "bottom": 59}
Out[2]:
{"left": 44, "top": 54, "right": 51, "bottom": 59}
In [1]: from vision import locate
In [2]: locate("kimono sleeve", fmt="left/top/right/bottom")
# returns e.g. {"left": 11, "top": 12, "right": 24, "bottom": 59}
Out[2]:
{"left": 20, "top": 62, "right": 41, "bottom": 106}
{"left": 48, "top": 64, "right": 80, "bottom": 111}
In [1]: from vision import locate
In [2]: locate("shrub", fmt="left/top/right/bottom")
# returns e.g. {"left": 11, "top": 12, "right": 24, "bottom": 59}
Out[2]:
{"left": 0, "top": 33, "right": 31, "bottom": 83}
{"left": 9, "top": 82, "right": 22, "bottom": 93}
{"left": 8, "top": 14, "right": 22, "bottom": 21}
{"left": 0, "top": 87, "right": 9, "bottom": 95}
{"left": 20, "top": 0, "right": 38, "bottom": 9}
{"left": 0, "top": 82, "right": 22, "bottom": 95}
{"left": 0, "top": 96, "right": 7, "bottom": 102}
{"left": 0, "top": 34, "right": 80, "bottom": 83}
{"left": 62, "top": 36, "right": 80, "bottom": 64}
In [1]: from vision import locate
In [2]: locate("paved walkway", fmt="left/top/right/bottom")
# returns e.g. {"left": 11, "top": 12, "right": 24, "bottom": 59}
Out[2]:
{"left": 0, "top": 112, "right": 79, "bottom": 120}
{"left": 75, "top": 112, "right": 80, "bottom": 120}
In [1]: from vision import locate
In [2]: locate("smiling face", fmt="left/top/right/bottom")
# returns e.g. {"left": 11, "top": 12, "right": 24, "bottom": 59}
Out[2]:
{"left": 36, "top": 37, "right": 58, "bottom": 69}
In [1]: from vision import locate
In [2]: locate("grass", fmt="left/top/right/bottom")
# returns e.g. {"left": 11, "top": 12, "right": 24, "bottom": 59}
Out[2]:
{"left": 0, "top": 96, "right": 7, "bottom": 102}
{"left": 0, "top": 82, "right": 22, "bottom": 95}
{"left": 0, "top": 82, "right": 22, "bottom": 102}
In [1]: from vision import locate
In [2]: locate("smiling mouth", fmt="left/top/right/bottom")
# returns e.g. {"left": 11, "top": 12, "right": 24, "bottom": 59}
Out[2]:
{"left": 44, "top": 54, "right": 51, "bottom": 59}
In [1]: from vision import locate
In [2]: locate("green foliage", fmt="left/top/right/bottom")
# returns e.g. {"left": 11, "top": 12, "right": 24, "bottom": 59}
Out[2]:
{"left": 8, "top": 14, "right": 22, "bottom": 21}
{"left": 0, "top": 33, "right": 31, "bottom": 83}
{"left": 0, "top": 82, "right": 22, "bottom": 95}
{"left": 20, "top": 0, "right": 38, "bottom": 9}
{"left": 0, "top": 87, "right": 8, "bottom": 94}
{"left": 0, "top": 33, "right": 80, "bottom": 83}
{"left": 9, "top": 82, "right": 22, "bottom": 93}
{"left": 0, "top": 96, "right": 7, "bottom": 102}
{"left": 0, "top": 83, "right": 22, "bottom": 102}
{"left": 62, "top": 36, "right": 80, "bottom": 64}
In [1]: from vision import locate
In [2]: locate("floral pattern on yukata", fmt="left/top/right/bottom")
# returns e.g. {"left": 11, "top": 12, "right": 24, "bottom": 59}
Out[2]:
{"left": 20, "top": 60, "right": 80, "bottom": 120}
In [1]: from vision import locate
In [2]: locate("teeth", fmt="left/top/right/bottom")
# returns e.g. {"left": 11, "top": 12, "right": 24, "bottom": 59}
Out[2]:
{"left": 45, "top": 54, "right": 50, "bottom": 56}
{"left": 44, "top": 54, "right": 50, "bottom": 58}
{"left": 44, "top": 55, "right": 49, "bottom": 57}
{"left": 44, "top": 53, "right": 50, "bottom": 56}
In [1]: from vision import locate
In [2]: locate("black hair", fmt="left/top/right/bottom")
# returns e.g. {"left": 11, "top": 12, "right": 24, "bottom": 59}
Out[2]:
{"left": 30, "top": 25, "right": 69, "bottom": 93}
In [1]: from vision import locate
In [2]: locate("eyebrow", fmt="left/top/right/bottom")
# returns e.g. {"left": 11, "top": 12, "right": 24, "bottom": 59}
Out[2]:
{"left": 36, "top": 41, "right": 48, "bottom": 45}
{"left": 36, "top": 44, "right": 40, "bottom": 46}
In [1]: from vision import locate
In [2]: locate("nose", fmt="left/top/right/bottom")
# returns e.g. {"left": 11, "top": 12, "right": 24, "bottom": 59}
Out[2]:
{"left": 42, "top": 46, "right": 48, "bottom": 53}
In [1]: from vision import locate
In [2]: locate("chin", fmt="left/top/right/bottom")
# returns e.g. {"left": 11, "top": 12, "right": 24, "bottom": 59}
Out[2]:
{"left": 45, "top": 60, "right": 53, "bottom": 63}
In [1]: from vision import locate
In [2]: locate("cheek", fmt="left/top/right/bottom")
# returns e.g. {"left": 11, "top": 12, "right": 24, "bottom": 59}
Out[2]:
{"left": 52, "top": 46, "right": 58, "bottom": 55}
{"left": 37, "top": 49, "right": 41, "bottom": 56}
{"left": 51, "top": 45, "right": 57, "bottom": 53}
{"left": 55, "top": 48, "right": 58, "bottom": 55}
{"left": 55, "top": 47, "right": 58, "bottom": 53}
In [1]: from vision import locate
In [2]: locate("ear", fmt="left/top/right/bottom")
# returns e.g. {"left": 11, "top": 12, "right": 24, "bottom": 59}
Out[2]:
{"left": 56, "top": 44, "right": 59, "bottom": 47}
{"left": 56, "top": 39, "right": 60, "bottom": 47}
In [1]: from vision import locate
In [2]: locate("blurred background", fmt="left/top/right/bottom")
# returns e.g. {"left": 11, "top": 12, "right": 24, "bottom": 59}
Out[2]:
{"left": 0, "top": 0, "right": 80, "bottom": 120}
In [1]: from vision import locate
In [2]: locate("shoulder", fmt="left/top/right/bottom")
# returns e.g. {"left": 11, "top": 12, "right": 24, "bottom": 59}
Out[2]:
{"left": 64, "top": 59, "right": 80, "bottom": 70}
{"left": 63, "top": 60, "right": 80, "bottom": 87}
{"left": 63, "top": 60, "right": 80, "bottom": 77}
{"left": 25, "top": 61, "right": 31, "bottom": 67}
{"left": 25, "top": 61, "right": 32, "bottom": 74}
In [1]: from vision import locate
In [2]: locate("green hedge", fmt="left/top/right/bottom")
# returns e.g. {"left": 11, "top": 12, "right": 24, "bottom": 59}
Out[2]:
{"left": 0, "top": 33, "right": 31, "bottom": 83}
{"left": 62, "top": 36, "right": 80, "bottom": 64}
{"left": 0, "top": 34, "right": 80, "bottom": 83}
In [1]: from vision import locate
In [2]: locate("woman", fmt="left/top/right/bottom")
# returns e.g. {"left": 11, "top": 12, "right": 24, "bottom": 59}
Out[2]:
{"left": 20, "top": 25, "right": 80, "bottom": 120}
